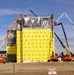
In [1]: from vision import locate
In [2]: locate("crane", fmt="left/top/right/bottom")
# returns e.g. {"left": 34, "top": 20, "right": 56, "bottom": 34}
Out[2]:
{"left": 57, "top": 12, "right": 74, "bottom": 29}
{"left": 57, "top": 23, "right": 71, "bottom": 55}
{"left": 0, "top": 14, "right": 26, "bottom": 50}
{"left": 51, "top": 22, "right": 73, "bottom": 61}
{"left": 29, "top": 9, "right": 38, "bottom": 17}
{"left": 54, "top": 32, "right": 72, "bottom": 61}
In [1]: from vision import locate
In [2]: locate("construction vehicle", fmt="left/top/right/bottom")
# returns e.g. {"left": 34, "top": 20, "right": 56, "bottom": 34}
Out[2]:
{"left": 56, "top": 12, "right": 74, "bottom": 61}
{"left": 48, "top": 14, "right": 59, "bottom": 61}
{"left": 54, "top": 32, "right": 72, "bottom": 61}
{"left": 0, "top": 54, "right": 6, "bottom": 63}
{"left": 0, "top": 57, "right": 4, "bottom": 63}
{"left": 54, "top": 23, "right": 72, "bottom": 61}
{"left": 51, "top": 12, "right": 74, "bottom": 61}
{"left": 50, "top": 52, "right": 58, "bottom": 61}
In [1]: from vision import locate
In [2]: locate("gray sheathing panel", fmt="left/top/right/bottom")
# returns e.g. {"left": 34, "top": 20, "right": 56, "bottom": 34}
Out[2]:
{"left": 21, "top": 17, "right": 31, "bottom": 28}
{"left": 7, "top": 30, "right": 16, "bottom": 46}
{"left": 21, "top": 17, "right": 53, "bottom": 29}
{"left": 41, "top": 17, "right": 52, "bottom": 29}
{"left": 31, "top": 17, "right": 41, "bottom": 27}
{"left": 7, "top": 54, "right": 16, "bottom": 62}
{"left": 16, "top": 19, "right": 22, "bottom": 31}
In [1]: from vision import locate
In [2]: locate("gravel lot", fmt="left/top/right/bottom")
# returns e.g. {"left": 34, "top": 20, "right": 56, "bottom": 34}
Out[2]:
{"left": 0, "top": 62, "right": 74, "bottom": 75}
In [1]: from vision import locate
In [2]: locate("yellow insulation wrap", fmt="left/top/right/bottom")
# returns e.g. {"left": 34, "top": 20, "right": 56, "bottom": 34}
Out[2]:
{"left": 6, "top": 46, "right": 16, "bottom": 54}
{"left": 22, "top": 28, "right": 54, "bottom": 61}
{"left": 16, "top": 31, "right": 22, "bottom": 62}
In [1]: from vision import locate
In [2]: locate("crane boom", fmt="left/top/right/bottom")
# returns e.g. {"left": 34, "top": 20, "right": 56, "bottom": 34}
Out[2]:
{"left": 57, "top": 12, "right": 73, "bottom": 23}
{"left": 57, "top": 12, "right": 74, "bottom": 29}
{"left": 54, "top": 32, "right": 70, "bottom": 55}
{"left": 29, "top": 9, "right": 38, "bottom": 17}
{"left": 61, "top": 23, "right": 71, "bottom": 53}
{"left": 55, "top": 23, "right": 71, "bottom": 56}
{"left": 0, "top": 14, "right": 25, "bottom": 50}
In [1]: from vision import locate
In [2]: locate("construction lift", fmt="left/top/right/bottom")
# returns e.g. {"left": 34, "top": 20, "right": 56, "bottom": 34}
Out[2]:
{"left": 54, "top": 32, "right": 72, "bottom": 61}
{"left": 51, "top": 21, "right": 73, "bottom": 61}
{"left": 0, "top": 14, "right": 26, "bottom": 63}
{"left": 54, "top": 23, "right": 72, "bottom": 61}
{"left": 51, "top": 12, "right": 74, "bottom": 61}
{"left": 56, "top": 12, "right": 74, "bottom": 61}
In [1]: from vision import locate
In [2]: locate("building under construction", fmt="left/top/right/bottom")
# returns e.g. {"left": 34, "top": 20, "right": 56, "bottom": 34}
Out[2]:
{"left": 6, "top": 16, "right": 55, "bottom": 63}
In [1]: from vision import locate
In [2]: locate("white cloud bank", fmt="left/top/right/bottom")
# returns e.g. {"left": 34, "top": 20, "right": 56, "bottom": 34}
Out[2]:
{"left": 0, "top": 9, "right": 21, "bottom": 15}
{"left": 0, "top": 8, "right": 30, "bottom": 16}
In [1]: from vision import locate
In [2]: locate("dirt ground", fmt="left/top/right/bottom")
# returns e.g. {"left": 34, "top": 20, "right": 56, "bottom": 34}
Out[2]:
{"left": 0, "top": 62, "right": 74, "bottom": 75}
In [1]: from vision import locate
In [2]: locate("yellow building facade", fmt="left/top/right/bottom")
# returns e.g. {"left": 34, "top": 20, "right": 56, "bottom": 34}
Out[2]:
{"left": 22, "top": 28, "right": 54, "bottom": 62}
{"left": 6, "top": 17, "right": 54, "bottom": 63}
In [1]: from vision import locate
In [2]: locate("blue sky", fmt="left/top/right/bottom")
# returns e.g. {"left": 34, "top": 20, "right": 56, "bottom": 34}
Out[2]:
{"left": 0, "top": 0, "right": 74, "bottom": 54}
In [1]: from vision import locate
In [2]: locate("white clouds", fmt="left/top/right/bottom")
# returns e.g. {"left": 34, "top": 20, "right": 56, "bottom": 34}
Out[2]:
{"left": 0, "top": 8, "right": 30, "bottom": 16}
{"left": 0, "top": 9, "right": 20, "bottom": 15}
